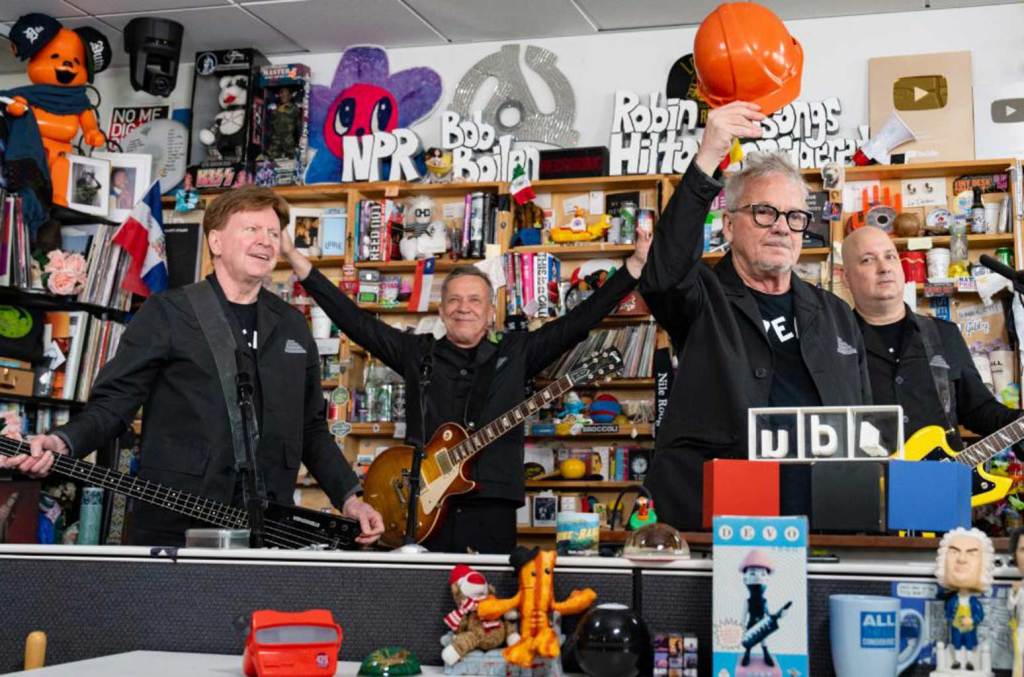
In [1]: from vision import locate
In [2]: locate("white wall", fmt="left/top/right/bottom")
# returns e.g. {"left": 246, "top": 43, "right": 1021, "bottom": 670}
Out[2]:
{"left": 3, "top": 3, "right": 1023, "bottom": 151}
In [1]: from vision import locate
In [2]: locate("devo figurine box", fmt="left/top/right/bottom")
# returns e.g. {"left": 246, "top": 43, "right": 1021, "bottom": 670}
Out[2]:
{"left": 187, "top": 48, "right": 269, "bottom": 190}
{"left": 712, "top": 516, "right": 808, "bottom": 677}
{"left": 253, "top": 63, "right": 311, "bottom": 187}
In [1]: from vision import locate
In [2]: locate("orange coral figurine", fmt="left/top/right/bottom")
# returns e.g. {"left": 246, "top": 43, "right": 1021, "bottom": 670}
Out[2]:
{"left": 477, "top": 547, "right": 596, "bottom": 668}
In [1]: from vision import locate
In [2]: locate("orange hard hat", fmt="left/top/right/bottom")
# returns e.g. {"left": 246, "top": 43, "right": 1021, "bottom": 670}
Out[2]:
{"left": 694, "top": 2, "right": 803, "bottom": 115}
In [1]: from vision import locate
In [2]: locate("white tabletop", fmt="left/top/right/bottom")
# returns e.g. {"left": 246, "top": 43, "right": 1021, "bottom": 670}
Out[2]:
{"left": 7, "top": 650, "right": 449, "bottom": 676}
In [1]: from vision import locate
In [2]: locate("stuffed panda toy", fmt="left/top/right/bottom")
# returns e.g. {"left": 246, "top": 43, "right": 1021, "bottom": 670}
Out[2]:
{"left": 199, "top": 74, "right": 248, "bottom": 161}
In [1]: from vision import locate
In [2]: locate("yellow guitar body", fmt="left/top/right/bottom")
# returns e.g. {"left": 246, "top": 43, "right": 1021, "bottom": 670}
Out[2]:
{"left": 902, "top": 425, "right": 1012, "bottom": 507}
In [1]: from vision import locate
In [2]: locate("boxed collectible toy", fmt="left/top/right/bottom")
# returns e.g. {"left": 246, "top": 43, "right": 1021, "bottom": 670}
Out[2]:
{"left": 253, "top": 63, "right": 311, "bottom": 187}
{"left": 712, "top": 515, "right": 808, "bottom": 677}
{"left": 187, "top": 48, "right": 269, "bottom": 189}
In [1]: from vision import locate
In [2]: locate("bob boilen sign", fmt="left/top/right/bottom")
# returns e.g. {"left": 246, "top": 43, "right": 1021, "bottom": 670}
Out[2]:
{"left": 608, "top": 91, "right": 865, "bottom": 175}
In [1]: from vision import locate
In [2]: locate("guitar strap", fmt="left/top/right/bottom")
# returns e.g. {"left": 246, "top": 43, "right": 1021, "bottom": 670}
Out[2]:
{"left": 912, "top": 313, "right": 957, "bottom": 437}
{"left": 185, "top": 280, "right": 266, "bottom": 499}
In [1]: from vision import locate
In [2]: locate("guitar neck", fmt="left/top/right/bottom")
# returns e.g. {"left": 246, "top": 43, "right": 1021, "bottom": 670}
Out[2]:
{"left": 955, "top": 416, "right": 1024, "bottom": 468}
{"left": 442, "top": 374, "right": 576, "bottom": 469}
{"left": 0, "top": 437, "right": 246, "bottom": 529}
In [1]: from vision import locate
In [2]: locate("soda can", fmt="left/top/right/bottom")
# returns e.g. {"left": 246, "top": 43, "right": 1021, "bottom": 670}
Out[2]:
{"left": 996, "top": 246, "right": 1014, "bottom": 268}
{"left": 619, "top": 202, "right": 637, "bottom": 244}
{"left": 607, "top": 216, "right": 622, "bottom": 244}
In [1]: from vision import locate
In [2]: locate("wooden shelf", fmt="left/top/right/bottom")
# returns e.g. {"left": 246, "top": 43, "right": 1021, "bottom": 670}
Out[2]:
{"left": 274, "top": 255, "right": 347, "bottom": 271}
{"left": 531, "top": 175, "right": 665, "bottom": 191}
{"left": 353, "top": 180, "right": 503, "bottom": 198}
{"left": 353, "top": 259, "right": 482, "bottom": 272}
{"left": 526, "top": 423, "right": 653, "bottom": 439}
{"left": 534, "top": 378, "right": 654, "bottom": 390}
{"left": 357, "top": 303, "right": 439, "bottom": 313}
{"left": 510, "top": 243, "right": 635, "bottom": 259}
{"left": 700, "top": 247, "right": 830, "bottom": 263}
{"left": 802, "top": 158, "right": 1014, "bottom": 182}
{"left": 0, "top": 393, "right": 85, "bottom": 409}
{"left": 526, "top": 480, "right": 644, "bottom": 490}
{"left": 321, "top": 379, "right": 340, "bottom": 389}
{"left": 893, "top": 233, "right": 1014, "bottom": 250}
{"left": 348, "top": 422, "right": 397, "bottom": 436}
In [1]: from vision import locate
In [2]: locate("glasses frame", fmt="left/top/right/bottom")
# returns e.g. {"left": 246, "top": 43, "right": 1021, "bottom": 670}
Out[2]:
{"left": 732, "top": 203, "right": 813, "bottom": 233}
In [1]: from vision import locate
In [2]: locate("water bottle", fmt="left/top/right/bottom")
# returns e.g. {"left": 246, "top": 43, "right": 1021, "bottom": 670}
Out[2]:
{"left": 948, "top": 214, "right": 970, "bottom": 279}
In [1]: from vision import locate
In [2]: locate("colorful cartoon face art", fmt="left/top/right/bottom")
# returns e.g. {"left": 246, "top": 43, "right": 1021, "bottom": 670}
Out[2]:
{"left": 306, "top": 47, "right": 442, "bottom": 183}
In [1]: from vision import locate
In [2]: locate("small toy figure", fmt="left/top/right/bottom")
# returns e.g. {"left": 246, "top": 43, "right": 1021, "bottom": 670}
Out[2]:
{"left": 1009, "top": 528, "right": 1024, "bottom": 677}
{"left": 441, "top": 564, "right": 516, "bottom": 667}
{"left": 478, "top": 547, "right": 595, "bottom": 669}
{"left": 399, "top": 196, "right": 447, "bottom": 261}
{"left": 199, "top": 74, "right": 249, "bottom": 161}
{"left": 422, "top": 147, "right": 453, "bottom": 184}
{"left": 267, "top": 87, "right": 301, "bottom": 159}
{"left": 739, "top": 549, "right": 791, "bottom": 672}
{"left": 554, "top": 392, "right": 591, "bottom": 435}
{"left": 628, "top": 496, "right": 658, "bottom": 531}
{"left": 549, "top": 212, "right": 611, "bottom": 243}
{"left": 934, "top": 527, "right": 995, "bottom": 675}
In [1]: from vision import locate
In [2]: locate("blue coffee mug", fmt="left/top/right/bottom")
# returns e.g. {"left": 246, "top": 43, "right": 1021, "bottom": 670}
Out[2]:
{"left": 829, "top": 594, "right": 925, "bottom": 676}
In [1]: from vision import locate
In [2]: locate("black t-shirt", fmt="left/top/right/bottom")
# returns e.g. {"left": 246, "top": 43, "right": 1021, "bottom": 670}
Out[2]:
{"left": 227, "top": 299, "right": 258, "bottom": 353}
{"left": 750, "top": 289, "right": 820, "bottom": 407}
{"left": 864, "top": 317, "right": 906, "bottom": 362}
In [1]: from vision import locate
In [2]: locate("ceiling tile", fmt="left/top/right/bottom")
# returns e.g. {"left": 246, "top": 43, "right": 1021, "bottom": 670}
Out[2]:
{"left": 240, "top": 0, "right": 447, "bottom": 52}
{"left": 0, "top": 1, "right": 85, "bottom": 22}
{"left": 100, "top": 5, "right": 303, "bottom": 55}
{"left": 405, "top": 0, "right": 596, "bottom": 42}
{"left": 72, "top": 0, "right": 232, "bottom": 13}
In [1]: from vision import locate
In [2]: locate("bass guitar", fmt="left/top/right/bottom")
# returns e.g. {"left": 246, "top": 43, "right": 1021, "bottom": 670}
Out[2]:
{"left": 903, "top": 417, "right": 1024, "bottom": 506}
{"left": 0, "top": 436, "right": 360, "bottom": 550}
{"left": 363, "top": 348, "right": 624, "bottom": 548}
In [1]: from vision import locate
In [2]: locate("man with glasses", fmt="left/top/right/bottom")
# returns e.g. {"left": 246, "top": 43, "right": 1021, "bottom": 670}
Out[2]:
{"left": 640, "top": 101, "right": 871, "bottom": 530}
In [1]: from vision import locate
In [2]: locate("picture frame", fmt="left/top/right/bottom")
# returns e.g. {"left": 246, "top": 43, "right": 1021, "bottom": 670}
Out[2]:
{"left": 66, "top": 154, "right": 110, "bottom": 217}
{"left": 531, "top": 492, "right": 557, "bottom": 527}
{"left": 93, "top": 152, "right": 152, "bottom": 223}
{"left": 288, "top": 207, "right": 323, "bottom": 257}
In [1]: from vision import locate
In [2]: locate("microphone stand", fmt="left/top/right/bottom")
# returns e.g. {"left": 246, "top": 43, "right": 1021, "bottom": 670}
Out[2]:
{"left": 236, "top": 367, "right": 265, "bottom": 549}
{"left": 400, "top": 354, "right": 433, "bottom": 551}
{"left": 980, "top": 254, "right": 1024, "bottom": 296}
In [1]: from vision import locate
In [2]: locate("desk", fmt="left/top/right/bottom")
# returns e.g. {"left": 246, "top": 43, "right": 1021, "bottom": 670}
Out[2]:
{"left": 0, "top": 545, "right": 1014, "bottom": 676}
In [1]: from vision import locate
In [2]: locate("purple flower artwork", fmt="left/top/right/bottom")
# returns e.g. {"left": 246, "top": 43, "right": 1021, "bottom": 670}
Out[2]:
{"left": 305, "top": 46, "right": 442, "bottom": 183}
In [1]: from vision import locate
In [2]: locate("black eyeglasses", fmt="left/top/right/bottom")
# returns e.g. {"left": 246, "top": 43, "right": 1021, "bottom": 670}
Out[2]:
{"left": 733, "top": 203, "right": 813, "bottom": 232}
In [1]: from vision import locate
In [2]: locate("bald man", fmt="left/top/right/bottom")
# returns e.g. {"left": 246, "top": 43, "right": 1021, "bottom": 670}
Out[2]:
{"left": 842, "top": 226, "right": 1021, "bottom": 448}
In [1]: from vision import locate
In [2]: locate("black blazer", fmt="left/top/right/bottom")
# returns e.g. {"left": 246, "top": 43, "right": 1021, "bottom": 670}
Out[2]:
{"left": 55, "top": 275, "right": 359, "bottom": 538}
{"left": 638, "top": 162, "right": 871, "bottom": 529}
{"left": 301, "top": 265, "right": 637, "bottom": 504}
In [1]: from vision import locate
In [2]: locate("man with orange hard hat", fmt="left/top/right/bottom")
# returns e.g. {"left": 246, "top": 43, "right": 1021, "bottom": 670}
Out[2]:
{"left": 639, "top": 3, "right": 871, "bottom": 530}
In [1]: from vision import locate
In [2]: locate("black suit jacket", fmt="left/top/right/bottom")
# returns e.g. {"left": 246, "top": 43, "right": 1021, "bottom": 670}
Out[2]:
{"left": 638, "top": 162, "right": 871, "bottom": 529}
{"left": 54, "top": 275, "right": 359, "bottom": 541}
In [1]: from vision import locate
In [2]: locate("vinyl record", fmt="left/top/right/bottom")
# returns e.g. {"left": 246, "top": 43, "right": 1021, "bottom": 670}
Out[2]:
{"left": 122, "top": 118, "right": 189, "bottom": 195}
{"left": 666, "top": 53, "right": 709, "bottom": 127}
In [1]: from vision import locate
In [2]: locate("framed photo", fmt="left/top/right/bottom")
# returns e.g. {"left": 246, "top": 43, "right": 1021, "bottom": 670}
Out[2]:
{"left": 66, "top": 154, "right": 110, "bottom": 217}
{"left": 288, "top": 207, "right": 323, "bottom": 257}
{"left": 531, "top": 492, "right": 557, "bottom": 527}
{"left": 94, "top": 152, "right": 152, "bottom": 223}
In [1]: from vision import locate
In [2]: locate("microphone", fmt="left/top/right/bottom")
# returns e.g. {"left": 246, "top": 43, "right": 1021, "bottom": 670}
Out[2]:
{"left": 979, "top": 254, "right": 1022, "bottom": 283}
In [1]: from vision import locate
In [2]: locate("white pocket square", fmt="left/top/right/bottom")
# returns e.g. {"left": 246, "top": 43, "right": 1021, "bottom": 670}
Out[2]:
{"left": 836, "top": 337, "right": 858, "bottom": 356}
{"left": 284, "top": 339, "right": 306, "bottom": 354}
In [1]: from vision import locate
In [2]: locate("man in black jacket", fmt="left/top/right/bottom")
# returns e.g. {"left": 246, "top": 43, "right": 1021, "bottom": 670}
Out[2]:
{"left": 282, "top": 228, "right": 651, "bottom": 554}
{"left": 640, "top": 101, "right": 872, "bottom": 530}
{"left": 2, "top": 186, "right": 384, "bottom": 547}
{"left": 842, "top": 225, "right": 1021, "bottom": 450}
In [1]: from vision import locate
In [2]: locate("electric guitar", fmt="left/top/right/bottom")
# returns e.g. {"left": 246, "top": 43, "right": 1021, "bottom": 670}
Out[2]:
{"left": 0, "top": 437, "right": 360, "bottom": 550}
{"left": 363, "top": 348, "right": 624, "bottom": 548}
{"left": 903, "top": 416, "right": 1024, "bottom": 507}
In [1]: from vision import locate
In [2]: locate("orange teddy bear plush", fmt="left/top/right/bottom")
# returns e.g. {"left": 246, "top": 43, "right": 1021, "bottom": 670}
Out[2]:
{"left": 477, "top": 547, "right": 596, "bottom": 669}
{"left": 5, "top": 13, "right": 111, "bottom": 212}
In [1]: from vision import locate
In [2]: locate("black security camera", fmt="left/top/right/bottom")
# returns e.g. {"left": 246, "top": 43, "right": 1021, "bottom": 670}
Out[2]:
{"left": 123, "top": 17, "right": 184, "bottom": 97}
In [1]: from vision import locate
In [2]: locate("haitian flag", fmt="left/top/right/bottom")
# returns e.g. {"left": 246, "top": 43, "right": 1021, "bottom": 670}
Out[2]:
{"left": 112, "top": 182, "right": 168, "bottom": 297}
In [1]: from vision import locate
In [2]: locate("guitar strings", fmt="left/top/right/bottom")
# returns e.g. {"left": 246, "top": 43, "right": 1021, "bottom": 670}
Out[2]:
{"left": 0, "top": 437, "right": 339, "bottom": 550}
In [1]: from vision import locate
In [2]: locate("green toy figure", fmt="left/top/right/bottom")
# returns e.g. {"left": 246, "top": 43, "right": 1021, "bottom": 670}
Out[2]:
{"left": 267, "top": 87, "right": 301, "bottom": 159}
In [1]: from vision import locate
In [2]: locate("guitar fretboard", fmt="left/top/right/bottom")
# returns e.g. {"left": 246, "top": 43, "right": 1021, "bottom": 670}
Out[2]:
{"left": 435, "top": 375, "right": 574, "bottom": 474}
{"left": 0, "top": 437, "right": 247, "bottom": 529}
{"left": 955, "top": 416, "right": 1024, "bottom": 467}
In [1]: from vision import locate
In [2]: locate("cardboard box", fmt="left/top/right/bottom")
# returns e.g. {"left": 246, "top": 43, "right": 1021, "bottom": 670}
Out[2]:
{"left": 712, "top": 516, "right": 808, "bottom": 676}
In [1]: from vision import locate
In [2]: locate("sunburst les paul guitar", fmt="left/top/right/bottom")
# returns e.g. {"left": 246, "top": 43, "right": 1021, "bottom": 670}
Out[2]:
{"left": 363, "top": 348, "right": 624, "bottom": 548}
{"left": 902, "top": 416, "right": 1024, "bottom": 507}
{"left": 0, "top": 436, "right": 360, "bottom": 550}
